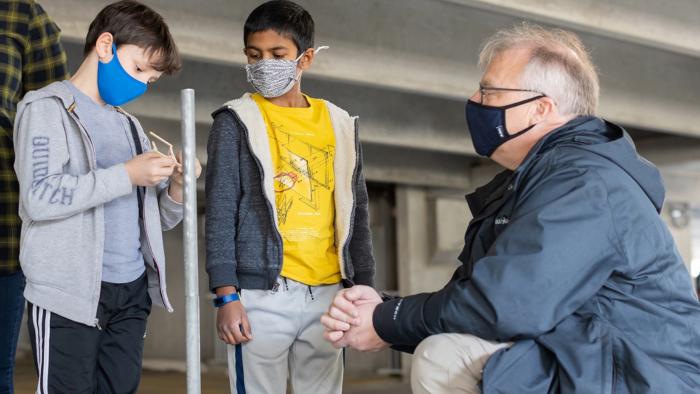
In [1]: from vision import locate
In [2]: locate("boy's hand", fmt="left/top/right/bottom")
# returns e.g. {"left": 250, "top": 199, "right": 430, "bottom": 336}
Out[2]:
{"left": 216, "top": 287, "right": 253, "bottom": 345}
{"left": 168, "top": 151, "right": 202, "bottom": 203}
{"left": 125, "top": 152, "right": 176, "bottom": 187}
{"left": 169, "top": 151, "right": 202, "bottom": 185}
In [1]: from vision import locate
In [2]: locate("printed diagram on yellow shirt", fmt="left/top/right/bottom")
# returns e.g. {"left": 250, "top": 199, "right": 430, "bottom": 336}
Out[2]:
{"left": 253, "top": 93, "right": 341, "bottom": 285}
{"left": 269, "top": 120, "right": 335, "bottom": 227}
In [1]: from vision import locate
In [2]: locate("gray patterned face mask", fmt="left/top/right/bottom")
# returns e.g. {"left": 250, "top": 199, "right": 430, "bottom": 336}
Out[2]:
{"left": 245, "top": 46, "right": 328, "bottom": 98}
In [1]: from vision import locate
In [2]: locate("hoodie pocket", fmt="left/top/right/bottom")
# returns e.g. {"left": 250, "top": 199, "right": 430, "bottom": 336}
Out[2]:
{"left": 235, "top": 209, "right": 251, "bottom": 240}
{"left": 235, "top": 206, "right": 270, "bottom": 269}
{"left": 20, "top": 215, "right": 95, "bottom": 296}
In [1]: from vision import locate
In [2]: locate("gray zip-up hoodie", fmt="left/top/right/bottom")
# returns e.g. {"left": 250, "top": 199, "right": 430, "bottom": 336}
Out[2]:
{"left": 13, "top": 81, "right": 182, "bottom": 326}
{"left": 205, "top": 93, "right": 375, "bottom": 291}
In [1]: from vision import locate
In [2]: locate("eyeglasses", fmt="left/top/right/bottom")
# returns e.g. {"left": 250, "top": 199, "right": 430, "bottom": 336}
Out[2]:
{"left": 477, "top": 84, "right": 546, "bottom": 104}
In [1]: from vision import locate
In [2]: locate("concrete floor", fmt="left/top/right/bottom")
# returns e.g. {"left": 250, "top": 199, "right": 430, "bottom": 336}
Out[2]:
{"left": 13, "top": 355, "right": 411, "bottom": 394}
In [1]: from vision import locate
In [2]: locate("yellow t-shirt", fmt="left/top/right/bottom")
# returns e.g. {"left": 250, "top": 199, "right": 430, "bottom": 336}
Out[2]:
{"left": 252, "top": 93, "right": 341, "bottom": 286}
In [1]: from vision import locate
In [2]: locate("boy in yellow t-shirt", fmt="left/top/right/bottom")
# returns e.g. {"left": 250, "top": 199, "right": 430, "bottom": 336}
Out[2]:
{"left": 205, "top": 1, "right": 376, "bottom": 393}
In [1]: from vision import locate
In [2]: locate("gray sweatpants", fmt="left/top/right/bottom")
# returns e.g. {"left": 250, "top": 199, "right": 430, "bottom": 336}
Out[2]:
{"left": 227, "top": 277, "right": 343, "bottom": 394}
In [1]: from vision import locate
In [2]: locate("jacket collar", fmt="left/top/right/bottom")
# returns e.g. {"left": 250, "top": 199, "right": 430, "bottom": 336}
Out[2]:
{"left": 465, "top": 116, "right": 605, "bottom": 216}
{"left": 21, "top": 81, "right": 139, "bottom": 122}
{"left": 510, "top": 116, "right": 604, "bottom": 187}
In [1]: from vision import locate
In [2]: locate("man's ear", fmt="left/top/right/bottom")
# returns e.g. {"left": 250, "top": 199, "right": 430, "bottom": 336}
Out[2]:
{"left": 95, "top": 32, "right": 115, "bottom": 63}
{"left": 298, "top": 47, "right": 315, "bottom": 71}
{"left": 532, "top": 97, "right": 556, "bottom": 123}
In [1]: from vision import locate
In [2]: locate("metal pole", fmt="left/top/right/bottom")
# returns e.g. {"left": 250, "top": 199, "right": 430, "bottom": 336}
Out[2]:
{"left": 181, "top": 88, "right": 201, "bottom": 394}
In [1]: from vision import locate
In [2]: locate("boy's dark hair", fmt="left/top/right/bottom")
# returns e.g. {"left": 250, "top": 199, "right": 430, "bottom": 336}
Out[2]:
{"left": 84, "top": 0, "right": 181, "bottom": 74}
{"left": 244, "top": 0, "right": 314, "bottom": 55}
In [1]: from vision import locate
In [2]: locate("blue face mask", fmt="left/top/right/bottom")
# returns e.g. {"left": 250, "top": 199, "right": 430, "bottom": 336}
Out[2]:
{"left": 97, "top": 44, "right": 148, "bottom": 106}
{"left": 465, "top": 95, "right": 544, "bottom": 157}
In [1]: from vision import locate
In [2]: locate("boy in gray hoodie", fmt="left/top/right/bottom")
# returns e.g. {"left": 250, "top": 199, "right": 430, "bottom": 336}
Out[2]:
{"left": 12, "top": 1, "right": 200, "bottom": 392}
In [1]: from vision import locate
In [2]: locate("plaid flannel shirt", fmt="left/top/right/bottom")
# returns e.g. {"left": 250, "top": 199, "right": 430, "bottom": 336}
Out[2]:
{"left": 0, "top": 0, "right": 68, "bottom": 275}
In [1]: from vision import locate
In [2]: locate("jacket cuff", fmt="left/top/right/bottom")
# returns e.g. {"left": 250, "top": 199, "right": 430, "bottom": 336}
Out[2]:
{"left": 373, "top": 292, "right": 433, "bottom": 347}
{"left": 373, "top": 297, "right": 405, "bottom": 345}
{"left": 158, "top": 184, "right": 184, "bottom": 230}
{"left": 161, "top": 185, "right": 183, "bottom": 207}
{"left": 353, "top": 270, "right": 375, "bottom": 287}
{"left": 207, "top": 263, "right": 239, "bottom": 293}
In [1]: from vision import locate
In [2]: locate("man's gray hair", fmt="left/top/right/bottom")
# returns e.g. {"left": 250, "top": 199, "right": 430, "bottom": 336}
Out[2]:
{"left": 479, "top": 23, "right": 599, "bottom": 116}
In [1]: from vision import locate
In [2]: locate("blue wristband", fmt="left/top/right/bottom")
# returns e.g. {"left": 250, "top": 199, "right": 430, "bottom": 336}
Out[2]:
{"left": 213, "top": 293, "right": 240, "bottom": 308}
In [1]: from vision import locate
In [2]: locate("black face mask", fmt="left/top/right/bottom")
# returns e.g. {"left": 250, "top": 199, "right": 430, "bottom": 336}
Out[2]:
{"left": 465, "top": 95, "right": 545, "bottom": 157}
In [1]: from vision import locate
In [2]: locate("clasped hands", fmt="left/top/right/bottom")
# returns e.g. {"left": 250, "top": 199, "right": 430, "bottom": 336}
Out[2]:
{"left": 320, "top": 285, "right": 390, "bottom": 352}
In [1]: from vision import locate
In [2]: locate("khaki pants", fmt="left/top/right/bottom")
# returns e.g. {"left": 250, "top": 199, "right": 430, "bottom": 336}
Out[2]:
{"left": 411, "top": 333, "right": 511, "bottom": 394}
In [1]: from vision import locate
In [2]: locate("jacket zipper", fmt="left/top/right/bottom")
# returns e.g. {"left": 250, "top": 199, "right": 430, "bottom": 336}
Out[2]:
{"left": 228, "top": 109, "right": 284, "bottom": 288}
{"left": 67, "top": 107, "right": 97, "bottom": 168}
{"left": 340, "top": 119, "right": 361, "bottom": 281}
{"left": 140, "top": 191, "right": 169, "bottom": 310}
{"left": 116, "top": 108, "right": 170, "bottom": 311}
{"left": 67, "top": 106, "right": 102, "bottom": 327}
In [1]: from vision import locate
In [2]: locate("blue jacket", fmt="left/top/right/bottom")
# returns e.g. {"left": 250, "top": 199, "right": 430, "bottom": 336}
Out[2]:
{"left": 374, "top": 117, "right": 700, "bottom": 393}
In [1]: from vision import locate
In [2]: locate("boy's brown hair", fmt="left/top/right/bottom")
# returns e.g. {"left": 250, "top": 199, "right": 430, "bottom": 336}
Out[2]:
{"left": 84, "top": 0, "right": 181, "bottom": 74}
